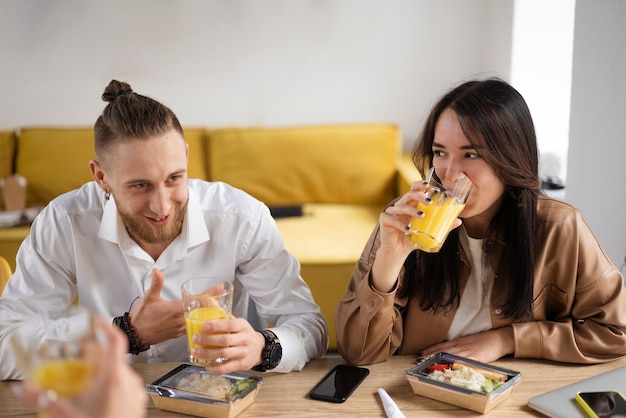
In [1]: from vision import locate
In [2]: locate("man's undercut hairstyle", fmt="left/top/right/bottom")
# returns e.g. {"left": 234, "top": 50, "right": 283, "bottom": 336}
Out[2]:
{"left": 94, "top": 80, "right": 184, "bottom": 166}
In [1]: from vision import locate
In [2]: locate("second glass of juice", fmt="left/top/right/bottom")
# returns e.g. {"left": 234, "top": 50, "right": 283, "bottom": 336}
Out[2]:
{"left": 407, "top": 167, "right": 473, "bottom": 252}
{"left": 181, "top": 277, "right": 233, "bottom": 366}
{"left": 9, "top": 307, "right": 97, "bottom": 418}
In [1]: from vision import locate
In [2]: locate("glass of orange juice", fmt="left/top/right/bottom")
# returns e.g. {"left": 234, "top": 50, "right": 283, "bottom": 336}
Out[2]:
{"left": 407, "top": 167, "right": 473, "bottom": 253}
{"left": 9, "top": 307, "right": 97, "bottom": 418}
{"left": 181, "top": 277, "right": 233, "bottom": 366}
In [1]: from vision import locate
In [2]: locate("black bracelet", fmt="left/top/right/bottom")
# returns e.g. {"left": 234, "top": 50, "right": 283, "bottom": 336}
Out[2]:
{"left": 112, "top": 312, "right": 150, "bottom": 355}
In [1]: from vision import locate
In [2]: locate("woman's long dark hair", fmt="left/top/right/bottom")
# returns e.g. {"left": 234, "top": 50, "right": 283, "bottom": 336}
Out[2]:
{"left": 399, "top": 78, "right": 540, "bottom": 321}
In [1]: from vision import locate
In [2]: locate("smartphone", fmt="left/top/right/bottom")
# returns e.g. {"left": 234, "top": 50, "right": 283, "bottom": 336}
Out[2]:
{"left": 575, "top": 391, "right": 626, "bottom": 417}
{"left": 309, "top": 364, "right": 370, "bottom": 403}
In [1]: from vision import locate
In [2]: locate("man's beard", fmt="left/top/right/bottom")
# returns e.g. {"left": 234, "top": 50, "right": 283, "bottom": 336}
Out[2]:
{"left": 118, "top": 199, "right": 188, "bottom": 245}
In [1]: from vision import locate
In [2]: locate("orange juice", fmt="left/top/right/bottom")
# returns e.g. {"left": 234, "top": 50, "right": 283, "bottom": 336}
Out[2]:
{"left": 185, "top": 306, "right": 229, "bottom": 364}
{"left": 33, "top": 358, "right": 94, "bottom": 397}
{"left": 408, "top": 195, "right": 465, "bottom": 252}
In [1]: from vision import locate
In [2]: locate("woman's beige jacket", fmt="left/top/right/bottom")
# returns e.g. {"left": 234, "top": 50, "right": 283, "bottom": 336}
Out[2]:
{"left": 335, "top": 197, "right": 626, "bottom": 365}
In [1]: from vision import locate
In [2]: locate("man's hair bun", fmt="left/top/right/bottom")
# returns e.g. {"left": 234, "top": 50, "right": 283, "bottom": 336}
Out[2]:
{"left": 101, "top": 80, "right": 134, "bottom": 103}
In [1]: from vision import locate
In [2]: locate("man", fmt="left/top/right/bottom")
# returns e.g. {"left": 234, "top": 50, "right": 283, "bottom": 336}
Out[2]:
{"left": 0, "top": 80, "right": 328, "bottom": 379}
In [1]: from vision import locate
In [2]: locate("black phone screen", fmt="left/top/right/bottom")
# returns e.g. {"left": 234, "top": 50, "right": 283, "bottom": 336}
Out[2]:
{"left": 309, "top": 364, "right": 370, "bottom": 403}
{"left": 578, "top": 391, "right": 626, "bottom": 417}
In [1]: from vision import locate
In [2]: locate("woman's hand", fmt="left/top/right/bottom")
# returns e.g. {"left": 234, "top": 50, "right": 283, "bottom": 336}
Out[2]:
{"left": 419, "top": 327, "right": 515, "bottom": 364}
{"left": 370, "top": 180, "right": 433, "bottom": 292}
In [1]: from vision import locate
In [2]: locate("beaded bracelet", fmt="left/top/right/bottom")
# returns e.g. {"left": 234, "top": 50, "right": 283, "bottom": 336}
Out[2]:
{"left": 112, "top": 312, "right": 150, "bottom": 355}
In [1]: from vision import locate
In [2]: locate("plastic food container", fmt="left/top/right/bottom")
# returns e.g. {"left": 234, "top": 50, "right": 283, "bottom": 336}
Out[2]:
{"left": 146, "top": 364, "right": 263, "bottom": 418}
{"left": 405, "top": 352, "right": 521, "bottom": 414}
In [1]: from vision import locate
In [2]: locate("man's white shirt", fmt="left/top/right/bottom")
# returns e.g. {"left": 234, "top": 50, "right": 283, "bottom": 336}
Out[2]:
{"left": 0, "top": 180, "right": 327, "bottom": 379}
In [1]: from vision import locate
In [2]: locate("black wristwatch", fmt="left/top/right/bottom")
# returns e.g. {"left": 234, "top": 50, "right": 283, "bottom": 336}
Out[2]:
{"left": 252, "top": 329, "right": 282, "bottom": 372}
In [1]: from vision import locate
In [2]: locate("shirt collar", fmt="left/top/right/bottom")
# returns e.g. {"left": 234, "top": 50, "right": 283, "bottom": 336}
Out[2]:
{"left": 186, "top": 187, "right": 210, "bottom": 247}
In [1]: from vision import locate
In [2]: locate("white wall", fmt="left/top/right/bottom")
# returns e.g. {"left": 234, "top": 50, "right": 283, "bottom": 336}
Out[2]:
{"left": 0, "top": 0, "right": 512, "bottom": 151}
{"left": 567, "top": 0, "right": 626, "bottom": 268}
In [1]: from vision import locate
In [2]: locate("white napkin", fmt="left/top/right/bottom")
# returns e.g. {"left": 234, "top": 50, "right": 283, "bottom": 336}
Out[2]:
{"left": 377, "top": 388, "right": 406, "bottom": 418}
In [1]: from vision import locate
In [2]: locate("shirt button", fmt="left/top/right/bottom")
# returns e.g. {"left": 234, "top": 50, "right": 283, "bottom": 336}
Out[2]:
{"left": 366, "top": 301, "right": 375, "bottom": 312}
{"left": 494, "top": 309, "right": 502, "bottom": 315}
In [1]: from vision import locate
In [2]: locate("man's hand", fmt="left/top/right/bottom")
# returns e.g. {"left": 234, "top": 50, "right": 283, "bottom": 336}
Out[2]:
{"left": 128, "top": 268, "right": 186, "bottom": 346}
{"left": 191, "top": 317, "right": 266, "bottom": 375}
{"left": 419, "top": 327, "right": 515, "bottom": 364}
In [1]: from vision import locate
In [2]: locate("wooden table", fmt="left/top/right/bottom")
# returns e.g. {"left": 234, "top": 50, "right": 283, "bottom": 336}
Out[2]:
{"left": 2, "top": 354, "right": 626, "bottom": 417}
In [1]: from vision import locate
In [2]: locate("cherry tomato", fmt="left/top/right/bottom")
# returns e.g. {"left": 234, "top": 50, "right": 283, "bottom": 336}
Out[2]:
{"left": 427, "top": 363, "right": 450, "bottom": 373}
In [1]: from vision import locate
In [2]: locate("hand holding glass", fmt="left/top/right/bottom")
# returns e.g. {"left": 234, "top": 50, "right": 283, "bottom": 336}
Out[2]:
{"left": 181, "top": 277, "right": 234, "bottom": 366}
{"left": 9, "top": 307, "right": 97, "bottom": 418}
{"left": 407, "top": 167, "right": 472, "bottom": 253}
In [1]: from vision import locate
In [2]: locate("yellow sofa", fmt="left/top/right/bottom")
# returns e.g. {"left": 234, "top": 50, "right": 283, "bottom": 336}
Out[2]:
{"left": 0, "top": 124, "right": 418, "bottom": 350}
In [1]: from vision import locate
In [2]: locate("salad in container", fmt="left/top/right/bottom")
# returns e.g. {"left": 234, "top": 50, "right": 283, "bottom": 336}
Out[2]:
{"left": 146, "top": 364, "right": 262, "bottom": 418}
{"left": 406, "top": 352, "right": 521, "bottom": 413}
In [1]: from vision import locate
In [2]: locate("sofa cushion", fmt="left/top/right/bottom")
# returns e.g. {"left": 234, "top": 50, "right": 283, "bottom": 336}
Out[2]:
{"left": 0, "top": 130, "right": 17, "bottom": 210}
{"left": 17, "top": 127, "right": 97, "bottom": 206}
{"left": 16, "top": 127, "right": 208, "bottom": 206}
{"left": 182, "top": 127, "right": 209, "bottom": 181}
{"left": 206, "top": 124, "right": 401, "bottom": 206}
{"left": 275, "top": 203, "right": 381, "bottom": 264}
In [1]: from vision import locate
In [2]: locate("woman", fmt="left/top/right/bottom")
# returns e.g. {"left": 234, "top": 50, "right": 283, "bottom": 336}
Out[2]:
{"left": 335, "top": 78, "right": 626, "bottom": 366}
